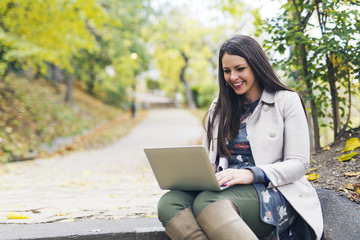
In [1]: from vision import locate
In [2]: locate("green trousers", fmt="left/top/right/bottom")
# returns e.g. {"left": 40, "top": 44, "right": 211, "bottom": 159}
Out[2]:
{"left": 157, "top": 184, "right": 274, "bottom": 238}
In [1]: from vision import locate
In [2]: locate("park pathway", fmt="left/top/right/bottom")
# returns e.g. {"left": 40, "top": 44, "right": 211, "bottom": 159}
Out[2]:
{"left": 0, "top": 109, "right": 204, "bottom": 224}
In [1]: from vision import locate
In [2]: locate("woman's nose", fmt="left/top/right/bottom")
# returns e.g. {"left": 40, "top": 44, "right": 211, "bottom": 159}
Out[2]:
{"left": 230, "top": 72, "right": 238, "bottom": 81}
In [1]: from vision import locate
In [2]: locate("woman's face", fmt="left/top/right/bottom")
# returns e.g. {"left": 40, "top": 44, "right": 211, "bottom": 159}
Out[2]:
{"left": 222, "top": 53, "right": 262, "bottom": 103}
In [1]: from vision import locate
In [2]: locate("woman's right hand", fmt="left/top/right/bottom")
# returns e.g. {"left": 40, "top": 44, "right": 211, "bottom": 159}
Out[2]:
{"left": 216, "top": 168, "right": 254, "bottom": 187}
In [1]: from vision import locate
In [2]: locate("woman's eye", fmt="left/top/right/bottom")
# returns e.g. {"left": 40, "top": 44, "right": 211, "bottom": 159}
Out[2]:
{"left": 224, "top": 70, "right": 231, "bottom": 73}
{"left": 237, "top": 68, "right": 245, "bottom": 71}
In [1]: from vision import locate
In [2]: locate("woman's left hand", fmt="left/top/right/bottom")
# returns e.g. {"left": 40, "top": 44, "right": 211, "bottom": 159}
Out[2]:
{"left": 216, "top": 169, "right": 254, "bottom": 187}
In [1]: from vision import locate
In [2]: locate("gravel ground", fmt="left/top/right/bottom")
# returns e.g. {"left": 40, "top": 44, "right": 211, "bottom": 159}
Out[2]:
{"left": 310, "top": 127, "right": 360, "bottom": 204}
{"left": 0, "top": 108, "right": 204, "bottom": 224}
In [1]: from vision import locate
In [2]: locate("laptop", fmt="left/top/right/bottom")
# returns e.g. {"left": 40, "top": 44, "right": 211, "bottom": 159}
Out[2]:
{"left": 144, "top": 145, "right": 226, "bottom": 191}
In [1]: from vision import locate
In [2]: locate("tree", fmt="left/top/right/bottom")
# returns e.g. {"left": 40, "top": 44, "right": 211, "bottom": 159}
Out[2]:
{"left": 80, "top": 0, "right": 153, "bottom": 106}
{"left": 148, "top": 6, "right": 216, "bottom": 109}
{"left": 263, "top": 0, "right": 321, "bottom": 150}
{"left": 0, "top": 0, "right": 106, "bottom": 104}
{"left": 313, "top": 0, "right": 359, "bottom": 140}
{"left": 263, "top": 0, "right": 360, "bottom": 149}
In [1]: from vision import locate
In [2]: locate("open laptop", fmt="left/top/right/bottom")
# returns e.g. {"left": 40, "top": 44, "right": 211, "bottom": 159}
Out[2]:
{"left": 144, "top": 145, "right": 226, "bottom": 191}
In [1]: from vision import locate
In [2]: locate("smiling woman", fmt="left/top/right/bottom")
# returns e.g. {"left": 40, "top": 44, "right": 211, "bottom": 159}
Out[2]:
{"left": 157, "top": 35, "right": 324, "bottom": 240}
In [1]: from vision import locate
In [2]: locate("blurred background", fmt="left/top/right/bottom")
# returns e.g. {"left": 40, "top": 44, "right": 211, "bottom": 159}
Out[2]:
{"left": 0, "top": 0, "right": 359, "bottom": 163}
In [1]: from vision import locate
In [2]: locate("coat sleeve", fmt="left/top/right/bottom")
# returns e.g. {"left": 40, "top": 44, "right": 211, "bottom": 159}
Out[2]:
{"left": 258, "top": 92, "right": 310, "bottom": 187}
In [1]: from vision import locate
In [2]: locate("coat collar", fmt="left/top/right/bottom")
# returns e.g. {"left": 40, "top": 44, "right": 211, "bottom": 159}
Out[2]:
{"left": 260, "top": 89, "right": 276, "bottom": 104}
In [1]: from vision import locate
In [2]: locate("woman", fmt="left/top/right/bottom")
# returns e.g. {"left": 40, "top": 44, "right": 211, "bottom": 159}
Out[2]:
{"left": 157, "top": 35, "right": 323, "bottom": 240}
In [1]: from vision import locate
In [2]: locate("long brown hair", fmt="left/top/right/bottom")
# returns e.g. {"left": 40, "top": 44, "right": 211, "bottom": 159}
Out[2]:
{"left": 206, "top": 35, "right": 292, "bottom": 159}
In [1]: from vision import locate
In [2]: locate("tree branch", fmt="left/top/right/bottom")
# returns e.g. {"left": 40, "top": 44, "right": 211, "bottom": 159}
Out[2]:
{"left": 348, "top": 0, "right": 360, "bottom": 6}
{"left": 301, "top": 9, "right": 314, "bottom": 28}
{"left": 292, "top": 0, "right": 314, "bottom": 31}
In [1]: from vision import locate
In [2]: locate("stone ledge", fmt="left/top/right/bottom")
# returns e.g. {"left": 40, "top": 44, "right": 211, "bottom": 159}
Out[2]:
{"left": 316, "top": 188, "right": 360, "bottom": 240}
{"left": 1, "top": 189, "right": 359, "bottom": 240}
{"left": 0, "top": 218, "right": 169, "bottom": 240}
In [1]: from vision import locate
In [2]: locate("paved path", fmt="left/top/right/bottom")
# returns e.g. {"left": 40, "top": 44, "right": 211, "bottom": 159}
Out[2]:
{"left": 0, "top": 109, "right": 204, "bottom": 224}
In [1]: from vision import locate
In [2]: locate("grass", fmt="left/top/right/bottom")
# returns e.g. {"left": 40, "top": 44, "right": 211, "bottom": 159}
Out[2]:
{"left": 0, "top": 74, "right": 147, "bottom": 163}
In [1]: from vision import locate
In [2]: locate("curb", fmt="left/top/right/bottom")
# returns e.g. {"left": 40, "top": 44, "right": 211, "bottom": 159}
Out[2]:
{"left": 2, "top": 189, "right": 359, "bottom": 240}
{"left": 316, "top": 189, "right": 360, "bottom": 240}
{"left": 0, "top": 218, "right": 169, "bottom": 240}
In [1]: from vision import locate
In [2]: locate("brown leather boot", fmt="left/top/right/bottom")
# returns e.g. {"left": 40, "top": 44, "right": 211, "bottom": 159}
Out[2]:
{"left": 196, "top": 199, "right": 258, "bottom": 240}
{"left": 165, "top": 208, "right": 208, "bottom": 240}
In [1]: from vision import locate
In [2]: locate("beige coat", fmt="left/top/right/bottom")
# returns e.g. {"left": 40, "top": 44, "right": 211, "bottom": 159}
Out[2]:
{"left": 203, "top": 89, "right": 323, "bottom": 240}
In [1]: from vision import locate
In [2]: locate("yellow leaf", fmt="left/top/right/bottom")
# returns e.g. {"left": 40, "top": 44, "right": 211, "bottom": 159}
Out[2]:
{"left": 110, "top": 194, "right": 122, "bottom": 198}
{"left": 344, "top": 183, "right": 355, "bottom": 191}
{"left": 322, "top": 145, "right": 330, "bottom": 151}
{"left": 305, "top": 173, "right": 320, "bottom": 181}
{"left": 341, "top": 138, "right": 360, "bottom": 152}
{"left": 146, "top": 214, "right": 158, "bottom": 218}
{"left": 357, "top": 188, "right": 360, "bottom": 194}
{"left": 56, "top": 212, "right": 70, "bottom": 216}
{"left": 307, "top": 167, "right": 319, "bottom": 173}
{"left": 338, "top": 152, "right": 359, "bottom": 161}
{"left": 7, "top": 212, "right": 29, "bottom": 219}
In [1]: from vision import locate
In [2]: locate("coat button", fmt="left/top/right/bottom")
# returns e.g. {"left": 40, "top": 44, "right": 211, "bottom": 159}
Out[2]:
{"left": 277, "top": 180, "right": 282, "bottom": 185}
{"left": 263, "top": 105, "right": 270, "bottom": 112}
{"left": 269, "top": 132, "right": 276, "bottom": 138}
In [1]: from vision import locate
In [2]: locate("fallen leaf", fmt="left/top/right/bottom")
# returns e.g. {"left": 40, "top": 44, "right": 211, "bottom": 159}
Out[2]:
{"left": 348, "top": 192, "right": 360, "bottom": 203}
{"left": 343, "top": 172, "right": 360, "bottom": 177}
{"left": 306, "top": 173, "right": 320, "bottom": 181}
{"left": 7, "top": 212, "right": 30, "bottom": 219}
{"left": 338, "top": 151, "right": 359, "bottom": 162}
{"left": 146, "top": 214, "right": 157, "bottom": 218}
{"left": 344, "top": 183, "right": 355, "bottom": 191}
{"left": 110, "top": 194, "right": 122, "bottom": 198}
{"left": 307, "top": 167, "right": 319, "bottom": 173}
{"left": 56, "top": 212, "right": 70, "bottom": 216}
{"left": 322, "top": 145, "right": 330, "bottom": 151}
{"left": 357, "top": 188, "right": 360, "bottom": 194}
{"left": 342, "top": 137, "right": 360, "bottom": 152}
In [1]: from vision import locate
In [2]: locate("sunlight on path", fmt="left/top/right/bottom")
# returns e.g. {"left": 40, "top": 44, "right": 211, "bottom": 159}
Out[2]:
{"left": 0, "top": 109, "right": 204, "bottom": 224}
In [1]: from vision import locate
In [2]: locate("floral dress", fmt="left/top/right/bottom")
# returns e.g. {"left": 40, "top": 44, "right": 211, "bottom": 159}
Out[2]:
{"left": 226, "top": 100, "right": 296, "bottom": 239}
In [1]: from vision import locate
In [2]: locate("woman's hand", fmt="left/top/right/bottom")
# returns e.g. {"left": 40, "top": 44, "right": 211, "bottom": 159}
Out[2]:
{"left": 216, "top": 169, "right": 254, "bottom": 187}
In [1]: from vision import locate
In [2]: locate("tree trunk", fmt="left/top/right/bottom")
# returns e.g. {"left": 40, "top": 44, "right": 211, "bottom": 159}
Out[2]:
{"left": 315, "top": 0, "right": 341, "bottom": 140}
{"left": 290, "top": 0, "right": 320, "bottom": 150}
{"left": 64, "top": 73, "right": 74, "bottom": 106}
{"left": 326, "top": 54, "right": 341, "bottom": 138}
{"left": 49, "top": 64, "right": 62, "bottom": 94}
{"left": 87, "top": 63, "right": 95, "bottom": 95}
{"left": 86, "top": 55, "right": 96, "bottom": 95}
{"left": 336, "top": 63, "right": 352, "bottom": 140}
{"left": 179, "top": 50, "right": 196, "bottom": 109}
{"left": 300, "top": 44, "right": 321, "bottom": 151}
{"left": 0, "top": 66, "right": 9, "bottom": 81}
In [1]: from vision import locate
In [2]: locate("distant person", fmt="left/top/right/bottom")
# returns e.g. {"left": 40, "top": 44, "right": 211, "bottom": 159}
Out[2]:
{"left": 131, "top": 99, "right": 136, "bottom": 118}
{"left": 157, "top": 35, "right": 323, "bottom": 239}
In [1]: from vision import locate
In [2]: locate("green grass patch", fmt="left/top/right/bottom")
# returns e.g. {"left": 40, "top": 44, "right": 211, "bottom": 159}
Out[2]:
{"left": 0, "top": 74, "right": 131, "bottom": 163}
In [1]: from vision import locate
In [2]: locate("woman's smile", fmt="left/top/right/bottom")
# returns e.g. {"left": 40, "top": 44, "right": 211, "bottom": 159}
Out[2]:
{"left": 232, "top": 81, "right": 245, "bottom": 89}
